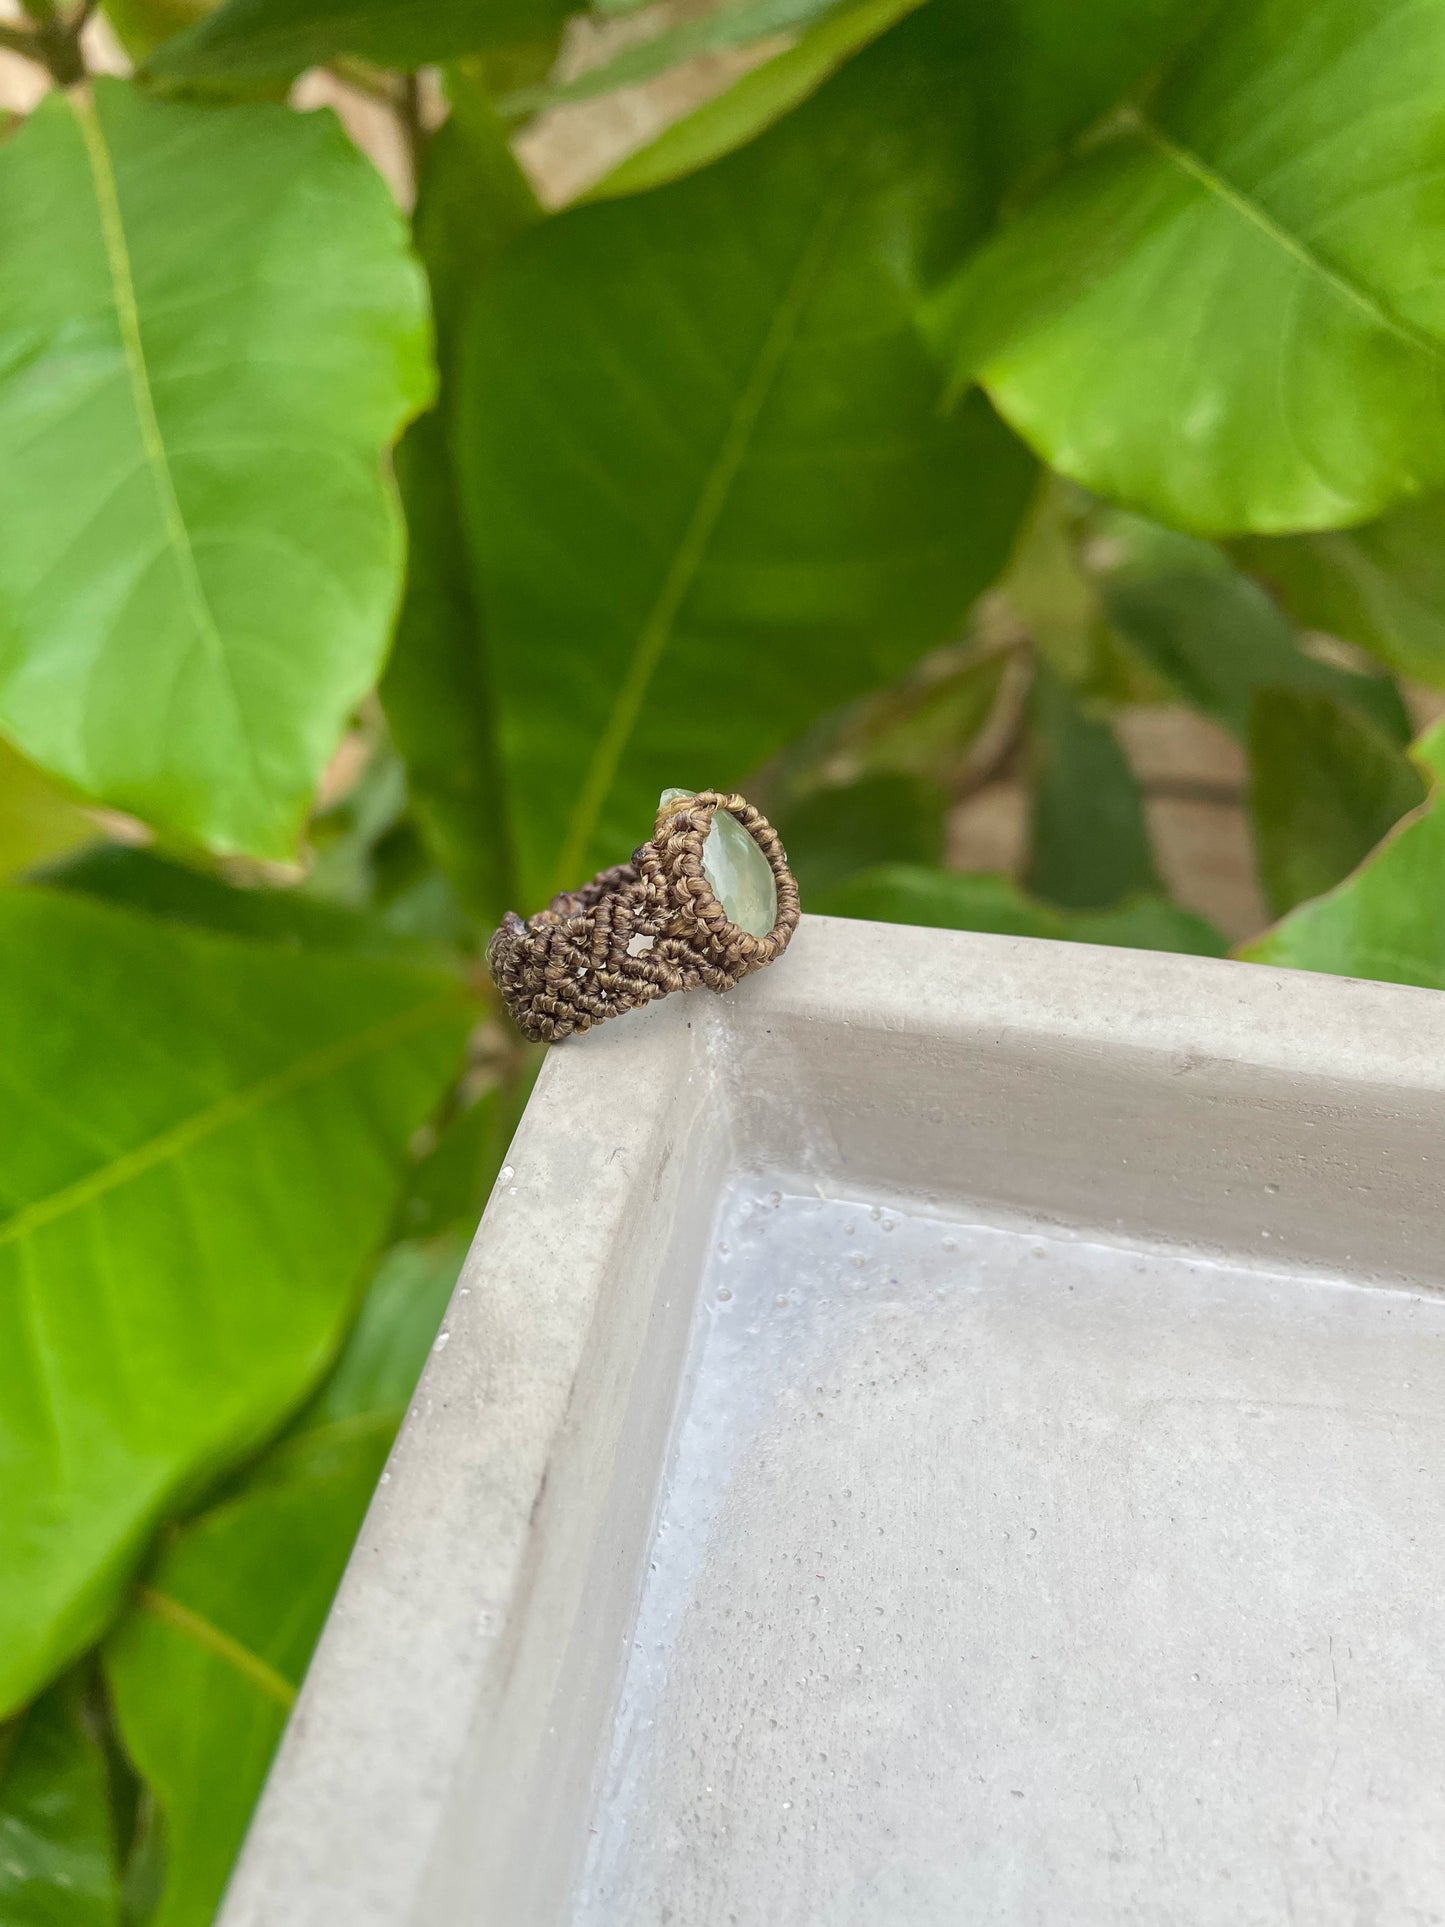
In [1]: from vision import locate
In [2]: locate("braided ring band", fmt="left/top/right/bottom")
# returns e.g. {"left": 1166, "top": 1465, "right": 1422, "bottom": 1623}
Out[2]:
{"left": 487, "top": 791, "right": 801, "bottom": 1043}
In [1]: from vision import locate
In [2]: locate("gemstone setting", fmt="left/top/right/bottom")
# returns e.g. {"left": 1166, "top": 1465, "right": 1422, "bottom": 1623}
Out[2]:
{"left": 659, "top": 790, "right": 777, "bottom": 938}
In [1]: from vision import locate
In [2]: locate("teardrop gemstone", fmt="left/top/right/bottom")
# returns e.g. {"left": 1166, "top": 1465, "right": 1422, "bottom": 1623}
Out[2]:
{"left": 659, "top": 790, "right": 777, "bottom": 938}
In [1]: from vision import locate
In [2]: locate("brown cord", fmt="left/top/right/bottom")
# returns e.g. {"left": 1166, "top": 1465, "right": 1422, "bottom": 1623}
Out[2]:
{"left": 487, "top": 791, "right": 801, "bottom": 1043}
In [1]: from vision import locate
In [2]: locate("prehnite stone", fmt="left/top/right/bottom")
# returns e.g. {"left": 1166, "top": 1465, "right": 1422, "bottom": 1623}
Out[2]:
{"left": 660, "top": 790, "right": 777, "bottom": 937}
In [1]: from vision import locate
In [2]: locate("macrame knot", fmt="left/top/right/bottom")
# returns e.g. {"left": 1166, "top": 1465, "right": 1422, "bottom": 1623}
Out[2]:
{"left": 487, "top": 791, "right": 800, "bottom": 1043}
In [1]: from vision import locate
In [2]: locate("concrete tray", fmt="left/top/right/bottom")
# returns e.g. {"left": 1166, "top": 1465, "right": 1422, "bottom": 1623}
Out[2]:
{"left": 221, "top": 916, "right": 1445, "bottom": 1927}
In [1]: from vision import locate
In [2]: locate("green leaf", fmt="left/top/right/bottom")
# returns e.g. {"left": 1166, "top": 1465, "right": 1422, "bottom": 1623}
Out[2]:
{"left": 392, "top": 1088, "right": 503, "bottom": 1241}
{"left": 458, "top": 6, "right": 1036, "bottom": 906}
{"left": 583, "top": 0, "right": 1202, "bottom": 193}
{"left": 0, "top": 1675, "right": 120, "bottom": 1927}
{"left": 412, "top": 72, "right": 542, "bottom": 362}
{"left": 296, "top": 732, "right": 410, "bottom": 914}
{"left": 1248, "top": 688, "right": 1428, "bottom": 918}
{"left": 1025, "top": 662, "right": 1156, "bottom": 910}
{"left": 1235, "top": 497, "right": 1445, "bottom": 689}
{"left": 0, "top": 889, "right": 470, "bottom": 1714}
{"left": 1096, "top": 516, "right": 1413, "bottom": 743}
{"left": 0, "top": 742, "right": 97, "bottom": 884}
{"left": 385, "top": 416, "right": 521, "bottom": 931}
{"left": 299, "top": 1233, "right": 465, "bottom": 1428}
{"left": 752, "top": 640, "right": 1014, "bottom": 832}
{"left": 585, "top": 0, "right": 926, "bottom": 202}
{"left": 817, "top": 862, "right": 1227, "bottom": 955}
{"left": 453, "top": 36, "right": 566, "bottom": 101}
{"left": 781, "top": 774, "right": 946, "bottom": 896}
{"left": 1243, "top": 725, "right": 1445, "bottom": 989}
{"left": 998, "top": 481, "right": 1107, "bottom": 685}
{"left": 934, "top": 0, "right": 1445, "bottom": 533}
{"left": 0, "top": 81, "right": 431, "bottom": 859}
{"left": 148, "top": 0, "right": 572, "bottom": 82}
{"left": 103, "top": 0, "right": 212, "bottom": 62}
{"left": 835, "top": 645, "right": 1014, "bottom": 787}
{"left": 381, "top": 78, "right": 541, "bottom": 931}
{"left": 499, "top": 0, "right": 864, "bottom": 116}
{"left": 36, "top": 844, "right": 450, "bottom": 965}
{"left": 945, "top": 0, "right": 1208, "bottom": 207}
{"left": 385, "top": 444, "right": 513, "bottom": 938}
{"left": 105, "top": 1235, "right": 464, "bottom": 1927}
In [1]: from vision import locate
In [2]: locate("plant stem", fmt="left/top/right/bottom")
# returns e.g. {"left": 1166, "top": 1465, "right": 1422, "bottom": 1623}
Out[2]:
{"left": 397, "top": 70, "right": 429, "bottom": 200}
{"left": 1141, "top": 776, "right": 1246, "bottom": 807}
{"left": 326, "top": 55, "right": 398, "bottom": 102}
{"left": 0, "top": 21, "right": 46, "bottom": 64}
{"left": 950, "top": 646, "right": 1034, "bottom": 804}
{"left": 7, "top": 0, "right": 90, "bottom": 84}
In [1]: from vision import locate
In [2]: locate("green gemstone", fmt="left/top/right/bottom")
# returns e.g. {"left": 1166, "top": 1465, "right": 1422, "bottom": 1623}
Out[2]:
{"left": 659, "top": 790, "right": 777, "bottom": 938}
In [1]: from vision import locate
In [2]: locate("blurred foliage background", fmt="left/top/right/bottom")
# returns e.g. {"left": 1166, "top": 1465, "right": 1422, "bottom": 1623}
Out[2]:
{"left": 1, "top": 0, "right": 1445, "bottom": 1918}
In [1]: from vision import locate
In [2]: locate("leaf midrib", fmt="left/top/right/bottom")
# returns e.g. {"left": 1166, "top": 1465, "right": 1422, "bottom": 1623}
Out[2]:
{"left": 0, "top": 990, "right": 464, "bottom": 1251}
{"left": 549, "top": 182, "right": 856, "bottom": 896}
{"left": 135, "top": 1584, "right": 296, "bottom": 1708}
{"left": 72, "top": 89, "right": 258, "bottom": 784}
{"left": 1129, "top": 107, "right": 1445, "bottom": 366}
{"left": 129, "top": 1405, "right": 403, "bottom": 1705}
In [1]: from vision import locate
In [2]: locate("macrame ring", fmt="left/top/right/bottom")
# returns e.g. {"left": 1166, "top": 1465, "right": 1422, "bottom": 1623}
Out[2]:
{"left": 487, "top": 790, "right": 801, "bottom": 1044}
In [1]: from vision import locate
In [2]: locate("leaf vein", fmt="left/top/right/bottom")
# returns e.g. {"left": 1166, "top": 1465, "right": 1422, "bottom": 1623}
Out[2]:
{"left": 549, "top": 183, "right": 856, "bottom": 890}
{"left": 0, "top": 992, "right": 463, "bottom": 1252}
{"left": 1130, "top": 108, "right": 1444, "bottom": 365}
{"left": 71, "top": 92, "right": 264, "bottom": 792}
{"left": 135, "top": 1585, "right": 296, "bottom": 1708}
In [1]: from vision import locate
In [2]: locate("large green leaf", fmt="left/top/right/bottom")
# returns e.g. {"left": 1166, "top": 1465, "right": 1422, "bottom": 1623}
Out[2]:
{"left": 1248, "top": 687, "right": 1426, "bottom": 917}
{"left": 832, "top": 646, "right": 1013, "bottom": 786}
{"left": 817, "top": 863, "right": 1227, "bottom": 954}
{"left": 0, "top": 1675, "right": 120, "bottom": 1927}
{"left": 410, "top": 74, "right": 541, "bottom": 365}
{"left": 0, "top": 890, "right": 470, "bottom": 1714}
{"left": 148, "top": 0, "right": 570, "bottom": 81}
{"left": 1096, "top": 516, "right": 1413, "bottom": 743}
{"left": 298, "top": 1233, "right": 466, "bottom": 1428}
{"left": 386, "top": 415, "right": 521, "bottom": 931}
{"left": 381, "top": 82, "right": 541, "bottom": 930}
{"left": 500, "top": 0, "right": 869, "bottom": 116}
{"left": 781, "top": 773, "right": 946, "bottom": 895}
{"left": 105, "top": 1236, "right": 464, "bottom": 1927}
{"left": 393, "top": 1088, "right": 504, "bottom": 1241}
{"left": 997, "top": 480, "right": 1110, "bottom": 685}
{"left": 585, "top": 0, "right": 1201, "bottom": 202}
{"left": 104, "top": 0, "right": 213, "bottom": 62}
{"left": 458, "top": 7, "right": 1036, "bottom": 906}
{"left": 1243, "top": 724, "right": 1445, "bottom": 988}
{"left": 0, "top": 81, "right": 431, "bottom": 859}
{"left": 37, "top": 843, "right": 447, "bottom": 965}
{"left": 563, "top": 0, "right": 1204, "bottom": 194}
{"left": 942, "top": 0, "right": 1208, "bottom": 207}
{"left": 0, "top": 743, "right": 96, "bottom": 885}
{"left": 1024, "top": 661, "right": 1157, "bottom": 909}
{"left": 1236, "top": 497, "right": 1445, "bottom": 688}
{"left": 934, "top": 0, "right": 1445, "bottom": 533}
{"left": 586, "top": 0, "right": 926, "bottom": 202}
